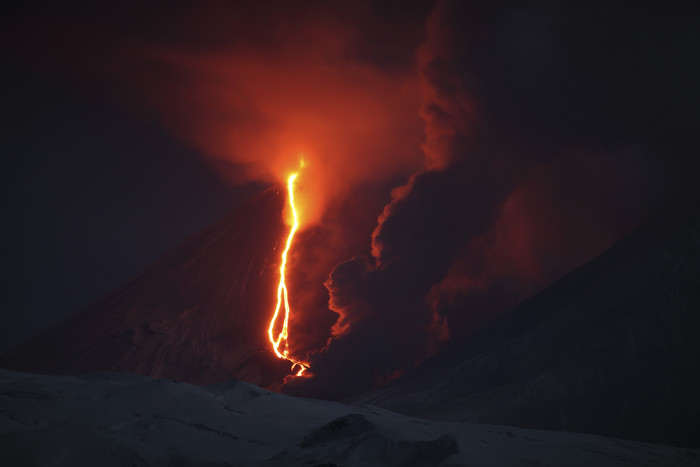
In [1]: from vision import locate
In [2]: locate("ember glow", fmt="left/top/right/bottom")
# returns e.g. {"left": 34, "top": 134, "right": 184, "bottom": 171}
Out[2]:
{"left": 268, "top": 168, "right": 309, "bottom": 376}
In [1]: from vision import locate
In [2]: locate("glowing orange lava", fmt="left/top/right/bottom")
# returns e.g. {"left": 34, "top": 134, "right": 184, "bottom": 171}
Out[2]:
{"left": 268, "top": 170, "right": 309, "bottom": 376}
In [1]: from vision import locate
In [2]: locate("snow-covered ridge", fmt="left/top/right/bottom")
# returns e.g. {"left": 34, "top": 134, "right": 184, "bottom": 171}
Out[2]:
{"left": 1, "top": 369, "right": 697, "bottom": 466}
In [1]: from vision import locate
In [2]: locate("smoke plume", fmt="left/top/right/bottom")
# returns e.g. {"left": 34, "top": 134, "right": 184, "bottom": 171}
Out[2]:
{"left": 285, "top": 0, "right": 700, "bottom": 398}
{"left": 10, "top": 1, "right": 698, "bottom": 398}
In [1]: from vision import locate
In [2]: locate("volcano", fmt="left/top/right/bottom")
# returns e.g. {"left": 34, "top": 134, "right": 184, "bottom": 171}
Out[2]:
{"left": 0, "top": 187, "right": 297, "bottom": 388}
{"left": 3, "top": 185, "right": 700, "bottom": 449}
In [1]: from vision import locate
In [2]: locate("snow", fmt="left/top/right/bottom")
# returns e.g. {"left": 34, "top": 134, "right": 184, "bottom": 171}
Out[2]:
{"left": 1, "top": 369, "right": 698, "bottom": 466}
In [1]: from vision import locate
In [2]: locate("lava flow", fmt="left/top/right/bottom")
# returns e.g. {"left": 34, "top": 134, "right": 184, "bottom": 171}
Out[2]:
{"left": 268, "top": 170, "right": 309, "bottom": 376}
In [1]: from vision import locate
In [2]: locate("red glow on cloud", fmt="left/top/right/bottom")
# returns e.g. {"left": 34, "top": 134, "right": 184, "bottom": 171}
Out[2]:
{"left": 13, "top": 2, "right": 428, "bottom": 231}
{"left": 87, "top": 7, "right": 426, "bottom": 231}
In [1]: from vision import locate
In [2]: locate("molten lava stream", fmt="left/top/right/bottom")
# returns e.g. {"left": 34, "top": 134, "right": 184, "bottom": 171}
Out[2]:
{"left": 268, "top": 171, "right": 309, "bottom": 376}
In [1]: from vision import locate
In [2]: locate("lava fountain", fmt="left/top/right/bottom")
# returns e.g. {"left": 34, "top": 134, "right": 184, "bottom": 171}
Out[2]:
{"left": 268, "top": 168, "right": 309, "bottom": 376}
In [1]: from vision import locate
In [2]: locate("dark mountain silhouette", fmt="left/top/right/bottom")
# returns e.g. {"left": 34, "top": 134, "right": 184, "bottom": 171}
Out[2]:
{"left": 3, "top": 367, "right": 699, "bottom": 466}
{"left": 1, "top": 187, "right": 294, "bottom": 387}
{"left": 350, "top": 197, "right": 700, "bottom": 448}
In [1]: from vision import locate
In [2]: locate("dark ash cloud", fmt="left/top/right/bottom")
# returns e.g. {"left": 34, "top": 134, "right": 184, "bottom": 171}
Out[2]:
{"left": 285, "top": 0, "right": 700, "bottom": 399}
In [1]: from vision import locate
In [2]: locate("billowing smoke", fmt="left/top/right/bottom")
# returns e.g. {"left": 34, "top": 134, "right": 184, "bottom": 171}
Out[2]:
{"left": 285, "top": 0, "right": 699, "bottom": 399}
{"left": 14, "top": 1, "right": 698, "bottom": 398}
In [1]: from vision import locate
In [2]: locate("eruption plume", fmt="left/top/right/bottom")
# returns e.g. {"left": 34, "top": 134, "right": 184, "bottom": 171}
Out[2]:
{"left": 9, "top": 0, "right": 692, "bottom": 401}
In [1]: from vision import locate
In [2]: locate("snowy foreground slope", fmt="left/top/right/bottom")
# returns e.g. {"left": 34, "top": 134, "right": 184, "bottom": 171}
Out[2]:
{"left": 1, "top": 369, "right": 698, "bottom": 466}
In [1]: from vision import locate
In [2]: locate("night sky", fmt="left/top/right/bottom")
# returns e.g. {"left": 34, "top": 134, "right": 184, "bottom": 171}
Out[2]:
{"left": 2, "top": 0, "right": 699, "bottom": 396}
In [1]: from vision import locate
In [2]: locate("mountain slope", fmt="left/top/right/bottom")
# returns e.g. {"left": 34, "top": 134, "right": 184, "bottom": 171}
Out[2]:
{"left": 352, "top": 199, "right": 700, "bottom": 447}
{"left": 2, "top": 368, "right": 698, "bottom": 466}
{"left": 1, "top": 188, "right": 292, "bottom": 387}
